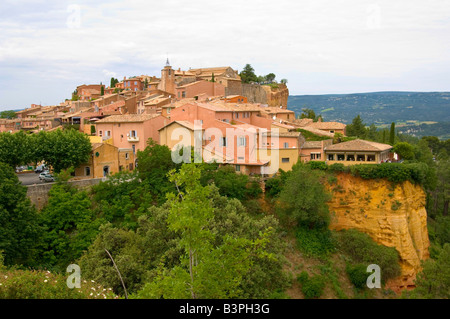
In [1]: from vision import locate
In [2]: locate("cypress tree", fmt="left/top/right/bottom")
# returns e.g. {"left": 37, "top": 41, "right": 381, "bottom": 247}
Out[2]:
{"left": 389, "top": 122, "right": 395, "bottom": 145}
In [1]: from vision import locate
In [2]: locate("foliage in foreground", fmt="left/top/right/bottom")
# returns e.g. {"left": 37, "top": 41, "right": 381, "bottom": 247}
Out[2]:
{"left": 402, "top": 243, "right": 450, "bottom": 299}
{"left": 334, "top": 229, "right": 401, "bottom": 286}
{"left": 0, "top": 253, "right": 117, "bottom": 299}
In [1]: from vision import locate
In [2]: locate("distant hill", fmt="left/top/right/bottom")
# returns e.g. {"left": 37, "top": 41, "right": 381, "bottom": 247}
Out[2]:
{"left": 288, "top": 91, "right": 450, "bottom": 125}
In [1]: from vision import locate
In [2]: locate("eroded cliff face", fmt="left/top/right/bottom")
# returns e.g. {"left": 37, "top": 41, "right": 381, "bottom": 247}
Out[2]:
{"left": 262, "top": 84, "right": 289, "bottom": 108}
{"left": 326, "top": 173, "right": 430, "bottom": 292}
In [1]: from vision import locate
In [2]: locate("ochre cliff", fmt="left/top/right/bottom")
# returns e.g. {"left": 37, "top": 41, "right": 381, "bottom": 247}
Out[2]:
{"left": 326, "top": 173, "right": 430, "bottom": 292}
{"left": 262, "top": 83, "right": 289, "bottom": 108}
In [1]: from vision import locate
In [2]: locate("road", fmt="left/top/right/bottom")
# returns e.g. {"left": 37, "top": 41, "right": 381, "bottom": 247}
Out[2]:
{"left": 17, "top": 172, "right": 47, "bottom": 185}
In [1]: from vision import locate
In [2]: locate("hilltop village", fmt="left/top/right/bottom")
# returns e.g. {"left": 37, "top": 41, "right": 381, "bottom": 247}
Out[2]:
{"left": 0, "top": 61, "right": 393, "bottom": 178}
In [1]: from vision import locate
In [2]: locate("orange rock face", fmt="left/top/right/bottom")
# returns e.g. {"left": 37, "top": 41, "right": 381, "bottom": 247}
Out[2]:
{"left": 326, "top": 173, "right": 430, "bottom": 292}
{"left": 262, "top": 84, "right": 289, "bottom": 108}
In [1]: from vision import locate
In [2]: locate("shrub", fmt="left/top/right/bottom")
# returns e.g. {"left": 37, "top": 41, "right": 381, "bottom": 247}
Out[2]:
{"left": 307, "top": 161, "right": 430, "bottom": 186}
{"left": 335, "top": 229, "right": 401, "bottom": 284}
{"left": 308, "top": 161, "right": 328, "bottom": 171}
{"left": 346, "top": 263, "right": 368, "bottom": 289}
{"left": 328, "top": 163, "right": 346, "bottom": 173}
{"left": 347, "top": 163, "right": 429, "bottom": 185}
{"left": 297, "top": 271, "right": 326, "bottom": 299}
{"left": 296, "top": 226, "right": 335, "bottom": 258}
{"left": 0, "top": 268, "right": 118, "bottom": 299}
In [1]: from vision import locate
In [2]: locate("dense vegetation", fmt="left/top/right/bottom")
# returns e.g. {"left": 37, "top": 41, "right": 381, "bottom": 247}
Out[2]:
{"left": 0, "top": 122, "right": 448, "bottom": 298}
{"left": 0, "top": 129, "right": 92, "bottom": 173}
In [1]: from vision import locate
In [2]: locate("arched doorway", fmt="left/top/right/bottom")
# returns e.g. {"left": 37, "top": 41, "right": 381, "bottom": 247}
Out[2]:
{"left": 103, "top": 166, "right": 110, "bottom": 177}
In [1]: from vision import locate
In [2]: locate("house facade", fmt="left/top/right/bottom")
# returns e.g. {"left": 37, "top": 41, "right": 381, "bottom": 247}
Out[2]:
{"left": 324, "top": 139, "right": 393, "bottom": 165}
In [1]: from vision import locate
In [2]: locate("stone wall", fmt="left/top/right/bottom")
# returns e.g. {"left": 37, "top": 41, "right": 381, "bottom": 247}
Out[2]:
{"left": 27, "top": 178, "right": 104, "bottom": 210}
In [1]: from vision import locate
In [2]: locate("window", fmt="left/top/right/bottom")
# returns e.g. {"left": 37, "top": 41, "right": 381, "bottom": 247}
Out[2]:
{"left": 282, "top": 157, "right": 290, "bottom": 163}
{"left": 235, "top": 165, "right": 240, "bottom": 172}
{"left": 85, "top": 167, "right": 91, "bottom": 176}
{"left": 330, "top": 130, "right": 334, "bottom": 133}
{"left": 367, "top": 154, "right": 375, "bottom": 162}
{"left": 134, "top": 81, "right": 137, "bottom": 85}
{"left": 357, "top": 154, "right": 365, "bottom": 161}
{"left": 129, "top": 130, "right": 137, "bottom": 138}
{"left": 284, "top": 142, "right": 289, "bottom": 148}
{"left": 311, "top": 153, "right": 321, "bottom": 160}
{"left": 238, "top": 136, "right": 246, "bottom": 147}
{"left": 337, "top": 154, "right": 345, "bottom": 161}
{"left": 347, "top": 154, "right": 355, "bottom": 161}
{"left": 221, "top": 137, "right": 228, "bottom": 147}
{"left": 328, "top": 154, "right": 334, "bottom": 161}
{"left": 125, "top": 153, "right": 129, "bottom": 159}
{"left": 182, "top": 91, "right": 186, "bottom": 98}
{"left": 167, "top": 107, "right": 171, "bottom": 114}
{"left": 99, "top": 130, "right": 103, "bottom": 137}
{"left": 132, "top": 145, "right": 136, "bottom": 155}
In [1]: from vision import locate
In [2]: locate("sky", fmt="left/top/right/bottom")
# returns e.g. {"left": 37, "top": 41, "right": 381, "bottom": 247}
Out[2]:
{"left": 0, "top": 0, "right": 449, "bottom": 111}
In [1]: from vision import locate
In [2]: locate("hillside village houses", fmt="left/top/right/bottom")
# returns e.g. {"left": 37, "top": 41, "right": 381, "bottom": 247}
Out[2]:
{"left": 3, "top": 60, "right": 395, "bottom": 178}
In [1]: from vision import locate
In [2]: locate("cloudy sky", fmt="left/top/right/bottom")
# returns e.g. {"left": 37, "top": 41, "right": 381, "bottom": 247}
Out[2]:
{"left": 0, "top": 0, "right": 449, "bottom": 110}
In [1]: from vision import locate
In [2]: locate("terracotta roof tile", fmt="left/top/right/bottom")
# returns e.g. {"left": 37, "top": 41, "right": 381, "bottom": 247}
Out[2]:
{"left": 95, "top": 114, "right": 159, "bottom": 123}
{"left": 324, "top": 139, "right": 392, "bottom": 152}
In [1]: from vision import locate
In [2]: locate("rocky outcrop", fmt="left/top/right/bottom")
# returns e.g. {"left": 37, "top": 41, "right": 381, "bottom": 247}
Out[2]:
{"left": 262, "top": 84, "right": 289, "bottom": 108}
{"left": 326, "top": 173, "right": 430, "bottom": 292}
{"left": 226, "top": 82, "right": 289, "bottom": 108}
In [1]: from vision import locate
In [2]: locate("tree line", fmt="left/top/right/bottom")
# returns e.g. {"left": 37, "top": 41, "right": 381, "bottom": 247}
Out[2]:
{"left": 0, "top": 129, "right": 92, "bottom": 173}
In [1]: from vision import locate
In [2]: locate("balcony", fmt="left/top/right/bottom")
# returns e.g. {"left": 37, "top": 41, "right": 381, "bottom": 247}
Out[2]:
{"left": 127, "top": 136, "right": 140, "bottom": 142}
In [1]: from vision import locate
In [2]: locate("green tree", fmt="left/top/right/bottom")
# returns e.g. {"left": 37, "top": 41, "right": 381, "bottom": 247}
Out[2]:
{"left": 136, "top": 164, "right": 272, "bottom": 299}
{"left": 300, "top": 108, "right": 321, "bottom": 122}
{"left": 40, "top": 129, "right": 92, "bottom": 173}
{"left": 210, "top": 72, "right": 215, "bottom": 82}
{"left": 346, "top": 115, "right": 366, "bottom": 138}
{"left": 0, "top": 110, "right": 17, "bottom": 119}
{"left": 389, "top": 122, "right": 396, "bottom": 145}
{"left": 0, "top": 131, "right": 32, "bottom": 168}
{"left": 100, "top": 83, "right": 104, "bottom": 96}
{"left": 277, "top": 163, "right": 331, "bottom": 229}
{"left": 91, "top": 171, "right": 154, "bottom": 229}
{"left": 239, "top": 64, "right": 258, "bottom": 83}
{"left": 37, "top": 182, "right": 98, "bottom": 270}
{"left": 265, "top": 73, "right": 276, "bottom": 83}
{"left": 256, "top": 75, "right": 266, "bottom": 83}
{"left": 78, "top": 223, "right": 148, "bottom": 296}
{"left": 71, "top": 89, "right": 79, "bottom": 101}
{"left": 366, "top": 124, "right": 378, "bottom": 141}
{"left": 200, "top": 164, "right": 262, "bottom": 201}
{"left": 393, "top": 142, "right": 415, "bottom": 160}
{"left": 403, "top": 244, "right": 450, "bottom": 299}
{"left": 0, "top": 162, "right": 42, "bottom": 266}
{"left": 136, "top": 138, "right": 179, "bottom": 204}
{"left": 280, "top": 79, "right": 288, "bottom": 84}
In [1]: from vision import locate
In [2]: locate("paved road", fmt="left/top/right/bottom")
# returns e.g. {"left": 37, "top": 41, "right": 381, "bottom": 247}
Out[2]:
{"left": 17, "top": 172, "right": 47, "bottom": 185}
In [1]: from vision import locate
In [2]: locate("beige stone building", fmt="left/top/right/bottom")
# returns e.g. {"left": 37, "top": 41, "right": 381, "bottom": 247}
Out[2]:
{"left": 324, "top": 139, "right": 393, "bottom": 165}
